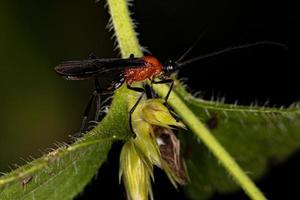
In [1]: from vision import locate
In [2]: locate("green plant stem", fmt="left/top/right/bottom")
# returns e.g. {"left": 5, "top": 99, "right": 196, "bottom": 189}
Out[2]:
{"left": 106, "top": 0, "right": 267, "bottom": 200}
{"left": 153, "top": 84, "right": 267, "bottom": 200}
{"left": 106, "top": 0, "right": 143, "bottom": 57}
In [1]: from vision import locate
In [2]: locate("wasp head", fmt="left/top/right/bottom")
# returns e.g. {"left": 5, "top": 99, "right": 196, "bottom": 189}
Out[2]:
{"left": 163, "top": 59, "right": 177, "bottom": 75}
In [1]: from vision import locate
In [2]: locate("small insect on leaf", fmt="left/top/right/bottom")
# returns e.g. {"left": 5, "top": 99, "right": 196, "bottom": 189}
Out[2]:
{"left": 21, "top": 176, "right": 33, "bottom": 187}
{"left": 206, "top": 113, "right": 219, "bottom": 130}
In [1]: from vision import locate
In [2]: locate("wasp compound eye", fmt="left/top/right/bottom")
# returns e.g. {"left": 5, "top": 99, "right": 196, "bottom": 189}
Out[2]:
{"left": 163, "top": 59, "right": 176, "bottom": 75}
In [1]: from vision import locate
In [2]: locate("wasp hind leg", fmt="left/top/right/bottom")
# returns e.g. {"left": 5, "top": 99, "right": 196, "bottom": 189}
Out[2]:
{"left": 73, "top": 79, "right": 103, "bottom": 138}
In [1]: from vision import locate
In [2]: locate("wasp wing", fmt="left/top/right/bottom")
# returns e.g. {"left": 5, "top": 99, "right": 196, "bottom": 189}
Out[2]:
{"left": 54, "top": 57, "right": 145, "bottom": 81}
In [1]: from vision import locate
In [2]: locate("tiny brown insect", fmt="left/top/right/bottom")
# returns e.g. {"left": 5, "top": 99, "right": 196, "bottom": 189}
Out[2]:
{"left": 21, "top": 176, "right": 33, "bottom": 187}
{"left": 206, "top": 114, "right": 219, "bottom": 130}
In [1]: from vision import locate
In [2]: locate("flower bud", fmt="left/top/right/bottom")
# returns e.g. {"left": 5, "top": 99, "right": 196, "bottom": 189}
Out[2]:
{"left": 140, "top": 99, "right": 185, "bottom": 129}
{"left": 119, "top": 140, "right": 154, "bottom": 200}
{"left": 120, "top": 95, "right": 188, "bottom": 200}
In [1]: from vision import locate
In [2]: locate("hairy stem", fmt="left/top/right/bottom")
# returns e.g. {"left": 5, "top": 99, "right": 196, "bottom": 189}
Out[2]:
{"left": 106, "top": 0, "right": 143, "bottom": 57}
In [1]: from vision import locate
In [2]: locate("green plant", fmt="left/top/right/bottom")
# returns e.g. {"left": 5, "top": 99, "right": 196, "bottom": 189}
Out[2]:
{"left": 1, "top": 0, "right": 300, "bottom": 200}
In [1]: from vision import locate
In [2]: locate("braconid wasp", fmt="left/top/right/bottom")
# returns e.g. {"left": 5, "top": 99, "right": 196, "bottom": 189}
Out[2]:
{"left": 55, "top": 40, "right": 287, "bottom": 135}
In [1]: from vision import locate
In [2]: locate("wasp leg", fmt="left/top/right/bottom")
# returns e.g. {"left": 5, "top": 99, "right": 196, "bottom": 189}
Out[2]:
{"left": 78, "top": 79, "right": 103, "bottom": 134}
{"left": 144, "top": 83, "right": 153, "bottom": 99}
{"left": 93, "top": 79, "right": 102, "bottom": 121}
{"left": 127, "top": 84, "right": 145, "bottom": 136}
{"left": 151, "top": 78, "right": 174, "bottom": 102}
{"left": 151, "top": 78, "right": 180, "bottom": 120}
{"left": 149, "top": 79, "right": 159, "bottom": 98}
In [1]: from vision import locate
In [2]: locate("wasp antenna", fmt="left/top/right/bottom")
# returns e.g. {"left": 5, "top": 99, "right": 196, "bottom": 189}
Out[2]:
{"left": 176, "top": 31, "right": 207, "bottom": 63}
{"left": 177, "top": 40, "right": 288, "bottom": 67}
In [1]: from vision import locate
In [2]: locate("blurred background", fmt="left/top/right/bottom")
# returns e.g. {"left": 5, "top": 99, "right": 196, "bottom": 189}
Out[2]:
{"left": 0, "top": 0, "right": 299, "bottom": 199}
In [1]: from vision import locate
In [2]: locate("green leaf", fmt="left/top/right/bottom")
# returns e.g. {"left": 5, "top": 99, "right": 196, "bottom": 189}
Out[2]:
{"left": 174, "top": 83, "right": 300, "bottom": 200}
{"left": 0, "top": 86, "right": 131, "bottom": 200}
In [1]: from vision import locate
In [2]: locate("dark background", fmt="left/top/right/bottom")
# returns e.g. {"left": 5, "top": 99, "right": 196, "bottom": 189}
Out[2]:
{"left": 0, "top": 0, "right": 299, "bottom": 199}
